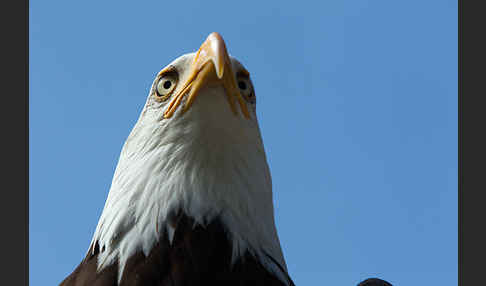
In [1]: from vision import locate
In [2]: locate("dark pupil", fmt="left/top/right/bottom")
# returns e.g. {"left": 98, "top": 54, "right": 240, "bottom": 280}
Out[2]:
{"left": 163, "top": 80, "right": 172, "bottom": 89}
{"left": 238, "top": 81, "right": 247, "bottom": 90}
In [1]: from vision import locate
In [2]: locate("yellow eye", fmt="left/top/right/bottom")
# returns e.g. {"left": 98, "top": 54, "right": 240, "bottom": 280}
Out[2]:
{"left": 155, "top": 73, "right": 178, "bottom": 101}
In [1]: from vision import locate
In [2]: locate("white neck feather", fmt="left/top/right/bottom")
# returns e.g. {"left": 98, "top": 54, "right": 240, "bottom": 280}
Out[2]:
{"left": 90, "top": 86, "right": 288, "bottom": 284}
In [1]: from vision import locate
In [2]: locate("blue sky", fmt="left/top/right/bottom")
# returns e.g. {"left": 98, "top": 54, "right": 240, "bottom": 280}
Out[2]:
{"left": 30, "top": 0, "right": 457, "bottom": 285}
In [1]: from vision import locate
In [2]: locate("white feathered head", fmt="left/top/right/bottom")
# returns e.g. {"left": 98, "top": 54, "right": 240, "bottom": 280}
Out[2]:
{"left": 91, "top": 32, "right": 287, "bottom": 284}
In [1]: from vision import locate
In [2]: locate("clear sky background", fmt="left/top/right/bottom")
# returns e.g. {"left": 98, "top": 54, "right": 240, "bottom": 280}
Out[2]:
{"left": 30, "top": 0, "right": 457, "bottom": 285}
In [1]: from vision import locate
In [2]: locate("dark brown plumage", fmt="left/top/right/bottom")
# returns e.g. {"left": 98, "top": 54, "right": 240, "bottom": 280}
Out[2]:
{"left": 60, "top": 213, "right": 295, "bottom": 286}
{"left": 357, "top": 278, "right": 393, "bottom": 286}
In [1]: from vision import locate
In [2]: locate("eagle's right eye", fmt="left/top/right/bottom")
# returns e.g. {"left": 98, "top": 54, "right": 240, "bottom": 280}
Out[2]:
{"left": 155, "top": 72, "right": 178, "bottom": 101}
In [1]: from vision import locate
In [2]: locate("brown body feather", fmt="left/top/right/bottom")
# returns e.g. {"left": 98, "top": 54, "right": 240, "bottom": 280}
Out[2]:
{"left": 60, "top": 213, "right": 294, "bottom": 286}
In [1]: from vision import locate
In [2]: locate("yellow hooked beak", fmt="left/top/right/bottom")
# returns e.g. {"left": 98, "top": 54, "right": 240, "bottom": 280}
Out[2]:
{"left": 163, "top": 32, "right": 250, "bottom": 119}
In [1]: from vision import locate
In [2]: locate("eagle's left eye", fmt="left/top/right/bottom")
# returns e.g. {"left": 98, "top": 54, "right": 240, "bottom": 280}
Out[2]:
{"left": 155, "top": 72, "right": 178, "bottom": 101}
{"left": 237, "top": 77, "right": 255, "bottom": 104}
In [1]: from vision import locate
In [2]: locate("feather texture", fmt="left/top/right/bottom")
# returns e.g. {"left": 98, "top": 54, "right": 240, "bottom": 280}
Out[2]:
{"left": 60, "top": 214, "right": 295, "bottom": 286}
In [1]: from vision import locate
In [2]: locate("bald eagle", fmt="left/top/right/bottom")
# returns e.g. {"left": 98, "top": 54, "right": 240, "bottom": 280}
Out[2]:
{"left": 60, "top": 32, "right": 393, "bottom": 286}
{"left": 60, "top": 32, "right": 295, "bottom": 286}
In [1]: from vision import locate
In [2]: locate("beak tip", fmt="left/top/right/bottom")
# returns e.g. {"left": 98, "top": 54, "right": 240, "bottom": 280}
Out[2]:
{"left": 208, "top": 32, "right": 223, "bottom": 41}
{"left": 204, "top": 32, "right": 228, "bottom": 79}
{"left": 216, "top": 65, "right": 224, "bottom": 79}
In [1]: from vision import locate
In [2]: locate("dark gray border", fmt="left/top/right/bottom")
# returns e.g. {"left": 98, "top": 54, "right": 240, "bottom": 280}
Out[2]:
{"left": 1, "top": 0, "right": 28, "bottom": 285}
{"left": 460, "top": 0, "right": 485, "bottom": 285}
